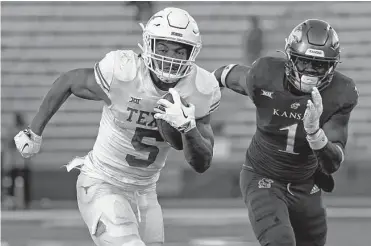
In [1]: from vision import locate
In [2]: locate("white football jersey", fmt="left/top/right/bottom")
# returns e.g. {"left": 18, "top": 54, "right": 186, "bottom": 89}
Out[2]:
{"left": 82, "top": 50, "right": 221, "bottom": 187}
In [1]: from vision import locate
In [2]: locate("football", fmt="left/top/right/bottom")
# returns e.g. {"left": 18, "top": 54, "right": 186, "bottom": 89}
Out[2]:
{"left": 156, "top": 92, "right": 189, "bottom": 150}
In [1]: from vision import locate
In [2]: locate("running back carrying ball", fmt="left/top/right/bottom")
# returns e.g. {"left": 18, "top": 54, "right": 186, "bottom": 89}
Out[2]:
{"left": 156, "top": 92, "right": 189, "bottom": 150}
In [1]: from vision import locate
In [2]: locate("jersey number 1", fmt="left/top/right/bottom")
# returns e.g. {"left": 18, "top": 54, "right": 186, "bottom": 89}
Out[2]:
{"left": 279, "top": 123, "right": 299, "bottom": 155}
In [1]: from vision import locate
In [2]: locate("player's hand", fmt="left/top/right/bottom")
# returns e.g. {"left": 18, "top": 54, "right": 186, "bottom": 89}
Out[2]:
{"left": 303, "top": 87, "right": 323, "bottom": 135}
{"left": 154, "top": 88, "right": 196, "bottom": 133}
{"left": 14, "top": 128, "right": 42, "bottom": 158}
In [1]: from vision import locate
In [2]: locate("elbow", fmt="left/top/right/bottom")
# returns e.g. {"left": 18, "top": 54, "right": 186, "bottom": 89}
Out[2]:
{"left": 192, "top": 155, "right": 212, "bottom": 173}
{"left": 321, "top": 161, "right": 341, "bottom": 175}
{"left": 193, "top": 164, "right": 210, "bottom": 174}
{"left": 316, "top": 143, "right": 344, "bottom": 175}
{"left": 55, "top": 70, "right": 75, "bottom": 90}
{"left": 63, "top": 68, "right": 89, "bottom": 87}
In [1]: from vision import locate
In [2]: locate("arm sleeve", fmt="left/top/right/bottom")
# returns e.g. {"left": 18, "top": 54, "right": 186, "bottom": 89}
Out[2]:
{"left": 208, "top": 86, "right": 222, "bottom": 114}
{"left": 94, "top": 51, "right": 116, "bottom": 93}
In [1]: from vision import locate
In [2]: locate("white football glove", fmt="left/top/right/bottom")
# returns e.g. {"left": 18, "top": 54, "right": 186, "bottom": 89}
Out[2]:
{"left": 154, "top": 88, "right": 196, "bottom": 133}
{"left": 14, "top": 128, "right": 42, "bottom": 158}
{"left": 303, "top": 87, "right": 323, "bottom": 135}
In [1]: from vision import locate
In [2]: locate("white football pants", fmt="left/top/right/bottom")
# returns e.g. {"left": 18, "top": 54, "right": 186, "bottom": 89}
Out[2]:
{"left": 76, "top": 172, "right": 164, "bottom": 246}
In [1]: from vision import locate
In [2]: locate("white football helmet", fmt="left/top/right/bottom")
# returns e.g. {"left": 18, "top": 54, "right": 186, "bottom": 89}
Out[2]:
{"left": 139, "top": 7, "right": 202, "bottom": 83}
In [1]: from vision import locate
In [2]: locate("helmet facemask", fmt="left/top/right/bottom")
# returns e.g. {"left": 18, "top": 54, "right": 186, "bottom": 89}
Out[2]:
{"left": 140, "top": 24, "right": 201, "bottom": 84}
{"left": 285, "top": 51, "right": 339, "bottom": 93}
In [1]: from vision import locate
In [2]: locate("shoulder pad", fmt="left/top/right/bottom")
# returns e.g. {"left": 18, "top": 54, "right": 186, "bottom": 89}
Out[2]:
{"left": 112, "top": 50, "right": 141, "bottom": 82}
{"left": 250, "top": 56, "right": 286, "bottom": 82}
{"left": 195, "top": 66, "right": 220, "bottom": 95}
{"left": 322, "top": 72, "right": 359, "bottom": 114}
{"left": 248, "top": 56, "right": 286, "bottom": 99}
{"left": 337, "top": 73, "right": 359, "bottom": 108}
{"left": 193, "top": 66, "right": 221, "bottom": 117}
{"left": 95, "top": 51, "right": 116, "bottom": 91}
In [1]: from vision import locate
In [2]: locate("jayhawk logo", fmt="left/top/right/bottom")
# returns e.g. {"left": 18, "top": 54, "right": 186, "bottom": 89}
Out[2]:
{"left": 258, "top": 178, "right": 274, "bottom": 189}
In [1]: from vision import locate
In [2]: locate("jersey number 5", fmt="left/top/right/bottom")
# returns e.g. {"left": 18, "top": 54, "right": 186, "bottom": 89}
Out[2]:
{"left": 279, "top": 123, "right": 299, "bottom": 155}
{"left": 126, "top": 127, "right": 164, "bottom": 168}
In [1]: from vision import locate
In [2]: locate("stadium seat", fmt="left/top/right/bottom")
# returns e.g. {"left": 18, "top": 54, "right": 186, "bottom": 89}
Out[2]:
{"left": 0, "top": 2, "right": 136, "bottom": 18}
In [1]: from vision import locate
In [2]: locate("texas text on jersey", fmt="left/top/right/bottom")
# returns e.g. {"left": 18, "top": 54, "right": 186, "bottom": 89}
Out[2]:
{"left": 218, "top": 56, "right": 358, "bottom": 182}
{"left": 73, "top": 49, "right": 221, "bottom": 187}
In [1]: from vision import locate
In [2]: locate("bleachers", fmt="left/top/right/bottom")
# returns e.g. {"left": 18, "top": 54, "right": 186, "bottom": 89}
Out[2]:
{"left": 1, "top": 1, "right": 371, "bottom": 176}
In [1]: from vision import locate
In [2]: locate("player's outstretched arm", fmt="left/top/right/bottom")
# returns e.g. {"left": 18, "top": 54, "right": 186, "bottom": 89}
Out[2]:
{"left": 181, "top": 114, "right": 214, "bottom": 173}
{"left": 14, "top": 68, "right": 111, "bottom": 158}
{"left": 213, "top": 64, "right": 251, "bottom": 96}
{"left": 30, "top": 68, "right": 110, "bottom": 136}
